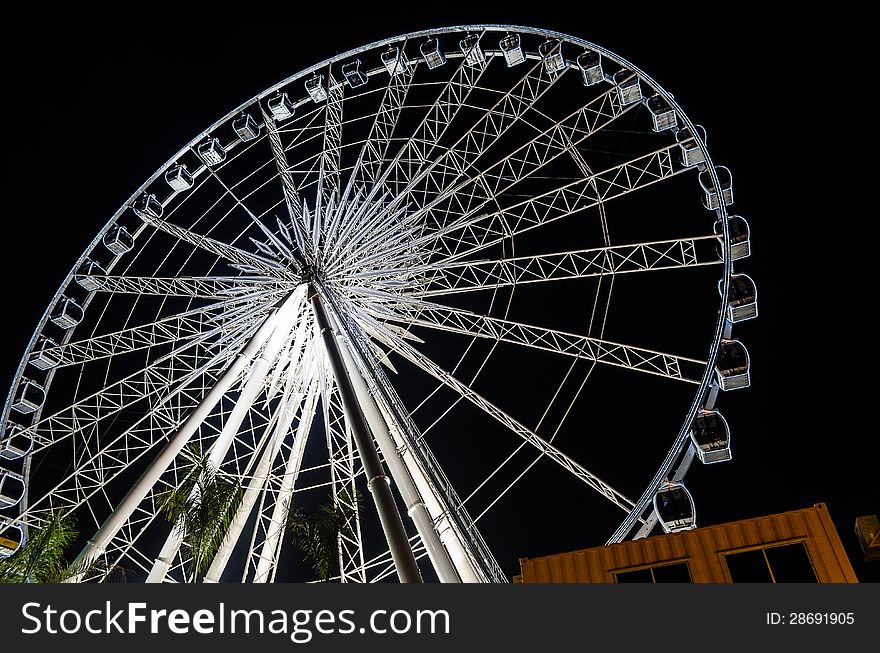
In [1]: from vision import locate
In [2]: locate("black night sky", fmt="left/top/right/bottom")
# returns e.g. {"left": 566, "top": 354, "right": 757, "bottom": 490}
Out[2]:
{"left": 3, "top": 5, "right": 876, "bottom": 582}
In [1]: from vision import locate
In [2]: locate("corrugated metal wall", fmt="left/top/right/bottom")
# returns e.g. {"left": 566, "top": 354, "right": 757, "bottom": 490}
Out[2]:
{"left": 517, "top": 503, "right": 857, "bottom": 583}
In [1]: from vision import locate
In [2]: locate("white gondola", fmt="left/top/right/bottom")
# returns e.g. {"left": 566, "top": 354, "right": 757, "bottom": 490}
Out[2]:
{"left": 233, "top": 113, "right": 260, "bottom": 142}
{"left": 0, "top": 470, "right": 25, "bottom": 509}
{"left": 132, "top": 192, "right": 162, "bottom": 220}
{"left": 50, "top": 296, "right": 83, "bottom": 329}
{"left": 305, "top": 74, "right": 327, "bottom": 102}
{"left": 577, "top": 51, "right": 603, "bottom": 86}
{"left": 341, "top": 60, "right": 368, "bottom": 88}
{"left": 716, "top": 339, "right": 750, "bottom": 390}
{"left": 104, "top": 224, "right": 134, "bottom": 255}
{"left": 11, "top": 379, "right": 44, "bottom": 414}
{"left": 29, "top": 335, "right": 59, "bottom": 371}
{"left": 381, "top": 47, "right": 411, "bottom": 76}
{"left": 654, "top": 482, "right": 696, "bottom": 533}
{"left": 76, "top": 258, "right": 106, "bottom": 291}
{"left": 699, "top": 166, "right": 733, "bottom": 210}
{"left": 420, "top": 38, "right": 445, "bottom": 69}
{"left": 538, "top": 39, "right": 565, "bottom": 74}
{"left": 0, "top": 520, "right": 24, "bottom": 558}
{"left": 690, "top": 410, "right": 731, "bottom": 464}
{"left": 646, "top": 94, "right": 677, "bottom": 131}
{"left": 715, "top": 215, "right": 751, "bottom": 260}
{"left": 676, "top": 127, "right": 705, "bottom": 167}
{"left": 499, "top": 34, "right": 525, "bottom": 67}
{"left": 267, "top": 92, "right": 295, "bottom": 120}
{"left": 1, "top": 422, "right": 33, "bottom": 460}
{"left": 460, "top": 33, "right": 485, "bottom": 66}
{"left": 613, "top": 69, "right": 642, "bottom": 105}
{"left": 165, "top": 163, "right": 194, "bottom": 191}
{"left": 721, "top": 274, "right": 758, "bottom": 322}
{"left": 197, "top": 138, "right": 226, "bottom": 166}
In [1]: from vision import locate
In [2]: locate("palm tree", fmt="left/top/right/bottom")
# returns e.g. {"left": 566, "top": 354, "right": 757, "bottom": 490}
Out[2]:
{"left": 0, "top": 510, "right": 78, "bottom": 583}
{"left": 287, "top": 489, "right": 362, "bottom": 582}
{"left": 157, "top": 445, "right": 243, "bottom": 580}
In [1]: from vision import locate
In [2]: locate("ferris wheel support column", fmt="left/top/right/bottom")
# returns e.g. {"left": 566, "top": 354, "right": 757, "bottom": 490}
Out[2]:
{"left": 252, "top": 386, "right": 318, "bottom": 583}
{"left": 146, "top": 287, "right": 306, "bottom": 583}
{"left": 67, "top": 299, "right": 289, "bottom": 579}
{"left": 310, "top": 286, "right": 422, "bottom": 583}
{"left": 330, "top": 316, "right": 462, "bottom": 583}
{"left": 202, "top": 381, "right": 307, "bottom": 583}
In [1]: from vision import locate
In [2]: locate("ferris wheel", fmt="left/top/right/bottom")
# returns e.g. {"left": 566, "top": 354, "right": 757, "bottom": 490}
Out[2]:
{"left": 0, "top": 25, "right": 756, "bottom": 583}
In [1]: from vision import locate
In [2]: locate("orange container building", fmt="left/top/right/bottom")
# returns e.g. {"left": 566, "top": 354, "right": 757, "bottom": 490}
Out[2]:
{"left": 515, "top": 503, "right": 857, "bottom": 583}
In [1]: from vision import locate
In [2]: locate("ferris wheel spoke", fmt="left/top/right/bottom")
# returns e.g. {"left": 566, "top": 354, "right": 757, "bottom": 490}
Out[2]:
{"left": 263, "top": 107, "right": 313, "bottom": 258}
{"left": 30, "top": 293, "right": 274, "bottom": 369}
{"left": 387, "top": 337, "right": 635, "bottom": 512}
{"left": 326, "top": 40, "right": 489, "bottom": 261}
{"left": 16, "top": 312, "right": 267, "bottom": 458}
{"left": 403, "top": 73, "right": 638, "bottom": 241}
{"left": 342, "top": 39, "right": 415, "bottom": 199}
{"left": 381, "top": 43, "right": 562, "bottom": 220}
{"left": 75, "top": 274, "right": 287, "bottom": 298}
{"left": 18, "top": 322, "right": 261, "bottom": 525}
{"left": 204, "top": 165, "right": 303, "bottom": 268}
{"left": 315, "top": 70, "right": 345, "bottom": 222}
{"left": 395, "top": 303, "right": 705, "bottom": 383}
{"left": 430, "top": 142, "right": 687, "bottom": 262}
{"left": 413, "top": 236, "right": 721, "bottom": 297}
{"left": 140, "top": 214, "right": 289, "bottom": 278}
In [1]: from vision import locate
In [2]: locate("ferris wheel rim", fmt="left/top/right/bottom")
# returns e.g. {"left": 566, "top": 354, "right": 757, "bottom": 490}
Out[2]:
{"left": 1, "top": 24, "right": 739, "bottom": 578}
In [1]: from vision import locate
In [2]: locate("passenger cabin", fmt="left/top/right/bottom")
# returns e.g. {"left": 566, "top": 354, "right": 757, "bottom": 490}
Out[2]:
{"left": 676, "top": 127, "right": 705, "bottom": 167}
{"left": 50, "top": 296, "right": 84, "bottom": 329}
{"left": 104, "top": 225, "right": 134, "bottom": 255}
{"left": 132, "top": 192, "right": 162, "bottom": 220}
{"left": 165, "top": 163, "right": 194, "bottom": 191}
{"left": 381, "top": 47, "right": 411, "bottom": 76}
{"left": 305, "top": 74, "right": 327, "bottom": 102}
{"left": 722, "top": 274, "right": 758, "bottom": 322}
{"left": 690, "top": 410, "right": 731, "bottom": 464}
{"left": 646, "top": 94, "right": 677, "bottom": 132}
{"left": 716, "top": 339, "right": 750, "bottom": 390}
{"left": 654, "top": 482, "right": 696, "bottom": 533}
{"left": 0, "top": 521, "right": 24, "bottom": 558}
{"left": 420, "top": 39, "right": 446, "bottom": 69}
{"left": 715, "top": 215, "right": 751, "bottom": 260}
{"left": 460, "top": 34, "right": 485, "bottom": 67}
{"left": 538, "top": 39, "right": 566, "bottom": 75}
{"left": 12, "top": 379, "right": 45, "bottom": 415}
{"left": 267, "top": 92, "right": 295, "bottom": 120}
{"left": 613, "top": 69, "right": 642, "bottom": 105}
{"left": 197, "top": 138, "right": 226, "bottom": 166}
{"left": 699, "top": 166, "right": 733, "bottom": 210}
{"left": 1, "top": 423, "right": 33, "bottom": 460}
{"left": 0, "top": 470, "right": 25, "bottom": 509}
{"left": 76, "top": 258, "right": 106, "bottom": 291}
{"left": 577, "top": 51, "right": 603, "bottom": 86}
{"left": 29, "top": 336, "right": 60, "bottom": 371}
{"left": 341, "top": 60, "right": 368, "bottom": 88}
{"left": 499, "top": 34, "right": 525, "bottom": 67}
{"left": 233, "top": 113, "right": 260, "bottom": 142}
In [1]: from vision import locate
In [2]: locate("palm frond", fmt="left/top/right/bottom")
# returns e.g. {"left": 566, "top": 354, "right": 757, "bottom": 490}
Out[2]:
{"left": 157, "top": 445, "right": 244, "bottom": 580}
{"left": 0, "top": 511, "right": 78, "bottom": 583}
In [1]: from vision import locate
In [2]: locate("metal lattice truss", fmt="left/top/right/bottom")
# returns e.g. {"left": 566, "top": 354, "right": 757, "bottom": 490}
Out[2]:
{"left": 1, "top": 27, "right": 738, "bottom": 583}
